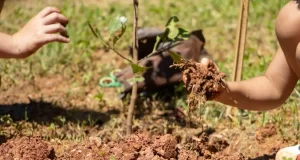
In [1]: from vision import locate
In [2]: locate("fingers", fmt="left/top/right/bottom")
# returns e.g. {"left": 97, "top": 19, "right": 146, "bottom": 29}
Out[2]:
{"left": 40, "top": 8, "right": 70, "bottom": 44}
{"left": 44, "top": 23, "right": 69, "bottom": 38}
{"left": 44, "top": 23, "right": 67, "bottom": 34}
{"left": 42, "top": 34, "right": 70, "bottom": 44}
{"left": 200, "top": 58, "right": 210, "bottom": 68}
{"left": 43, "top": 12, "right": 69, "bottom": 26}
{"left": 38, "top": 7, "right": 61, "bottom": 18}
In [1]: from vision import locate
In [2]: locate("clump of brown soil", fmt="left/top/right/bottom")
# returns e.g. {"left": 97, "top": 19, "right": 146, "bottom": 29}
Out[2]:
{"left": 172, "top": 59, "right": 226, "bottom": 109}
{"left": 152, "top": 134, "right": 177, "bottom": 159}
{"left": 0, "top": 136, "right": 55, "bottom": 160}
{"left": 255, "top": 123, "right": 277, "bottom": 143}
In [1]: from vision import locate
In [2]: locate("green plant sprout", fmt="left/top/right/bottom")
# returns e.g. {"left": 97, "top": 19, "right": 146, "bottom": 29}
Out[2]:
{"left": 88, "top": 15, "right": 190, "bottom": 84}
{"left": 282, "top": 156, "right": 293, "bottom": 160}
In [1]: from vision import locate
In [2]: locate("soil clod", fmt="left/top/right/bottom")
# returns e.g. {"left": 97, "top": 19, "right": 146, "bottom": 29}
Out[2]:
{"left": 172, "top": 59, "right": 226, "bottom": 110}
{"left": 0, "top": 136, "right": 55, "bottom": 160}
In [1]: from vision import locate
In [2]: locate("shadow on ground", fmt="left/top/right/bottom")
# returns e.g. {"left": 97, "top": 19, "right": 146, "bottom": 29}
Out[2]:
{"left": 0, "top": 99, "right": 120, "bottom": 126}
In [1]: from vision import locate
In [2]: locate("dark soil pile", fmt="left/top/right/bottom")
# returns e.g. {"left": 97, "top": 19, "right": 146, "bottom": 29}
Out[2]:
{"left": 0, "top": 136, "right": 55, "bottom": 160}
{"left": 173, "top": 59, "right": 226, "bottom": 109}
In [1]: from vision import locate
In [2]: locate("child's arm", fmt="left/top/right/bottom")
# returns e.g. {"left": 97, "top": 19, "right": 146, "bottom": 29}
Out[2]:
{"left": 0, "top": 7, "right": 69, "bottom": 59}
{"left": 182, "top": 48, "right": 297, "bottom": 111}
{"left": 214, "top": 48, "right": 298, "bottom": 111}
{"left": 183, "top": 1, "right": 300, "bottom": 111}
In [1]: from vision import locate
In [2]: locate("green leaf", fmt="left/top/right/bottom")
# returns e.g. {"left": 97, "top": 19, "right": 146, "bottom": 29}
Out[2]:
{"left": 88, "top": 23, "right": 108, "bottom": 47}
{"left": 88, "top": 23, "right": 99, "bottom": 38}
{"left": 127, "top": 75, "right": 145, "bottom": 85}
{"left": 152, "top": 35, "right": 161, "bottom": 53}
{"left": 112, "top": 25, "right": 126, "bottom": 48}
{"left": 169, "top": 51, "right": 182, "bottom": 63}
{"left": 167, "top": 25, "right": 179, "bottom": 40}
{"left": 160, "top": 28, "right": 170, "bottom": 42}
{"left": 177, "top": 28, "right": 190, "bottom": 40}
{"left": 107, "top": 15, "right": 127, "bottom": 39}
{"left": 282, "top": 156, "right": 287, "bottom": 160}
{"left": 130, "top": 63, "right": 147, "bottom": 74}
{"left": 95, "top": 28, "right": 105, "bottom": 42}
{"left": 49, "top": 123, "right": 55, "bottom": 130}
{"left": 151, "top": 27, "right": 170, "bottom": 53}
{"left": 165, "top": 16, "right": 179, "bottom": 27}
{"left": 165, "top": 16, "right": 179, "bottom": 40}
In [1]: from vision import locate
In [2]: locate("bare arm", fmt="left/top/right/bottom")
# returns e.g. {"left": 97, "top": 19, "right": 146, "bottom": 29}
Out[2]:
{"left": 0, "top": 33, "right": 18, "bottom": 58}
{"left": 181, "top": 1, "right": 300, "bottom": 111}
{"left": 215, "top": 48, "right": 298, "bottom": 111}
{"left": 211, "top": 1, "right": 300, "bottom": 111}
{"left": 0, "top": 7, "right": 69, "bottom": 59}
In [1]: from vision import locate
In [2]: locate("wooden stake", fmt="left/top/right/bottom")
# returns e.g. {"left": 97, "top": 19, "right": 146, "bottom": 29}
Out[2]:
{"left": 232, "top": 0, "right": 249, "bottom": 81}
{"left": 227, "top": 0, "right": 249, "bottom": 117}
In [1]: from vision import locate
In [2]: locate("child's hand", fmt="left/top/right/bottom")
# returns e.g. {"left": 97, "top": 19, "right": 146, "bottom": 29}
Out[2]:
{"left": 182, "top": 58, "right": 227, "bottom": 100}
{"left": 182, "top": 58, "right": 210, "bottom": 86}
{"left": 12, "top": 7, "right": 70, "bottom": 58}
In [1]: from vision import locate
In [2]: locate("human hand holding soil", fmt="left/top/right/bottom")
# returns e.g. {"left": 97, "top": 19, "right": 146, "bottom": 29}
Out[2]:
{"left": 175, "top": 57, "right": 227, "bottom": 108}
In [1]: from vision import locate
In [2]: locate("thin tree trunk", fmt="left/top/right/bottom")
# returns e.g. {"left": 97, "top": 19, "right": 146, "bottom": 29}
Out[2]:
{"left": 126, "top": 0, "right": 139, "bottom": 135}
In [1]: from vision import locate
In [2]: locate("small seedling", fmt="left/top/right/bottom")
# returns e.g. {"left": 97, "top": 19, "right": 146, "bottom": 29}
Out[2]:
{"left": 88, "top": 15, "right": 189, "bottom": 85}
{"left": 53, "top": 116, "right": 66, "bottom": 127}
{"left": 0, "top": 115, "right": 13, "bottom": 126}
{"left": 95, "top": 91, "right": 104, "bottom": 101}
{"left": 88, "top": 1, "right": 190, "bottom": 134}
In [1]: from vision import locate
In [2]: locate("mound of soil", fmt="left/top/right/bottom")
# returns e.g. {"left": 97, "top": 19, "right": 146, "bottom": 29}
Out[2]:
{"left": 172, "top": 59, "right": 226, "bottom": 109}
{"left": 0, "top": 136, "right": 55, "bottom": 160}
{"left": 59, "top": 133, "right": 246, "bottom": 160}
{"left": 0, "top": 129, "right": 286, "bottom": 160}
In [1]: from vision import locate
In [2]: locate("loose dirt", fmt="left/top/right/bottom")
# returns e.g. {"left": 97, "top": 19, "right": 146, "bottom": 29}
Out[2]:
{"left": 0, "top": 136, "right": 55, "bottom": 160}
{"left": 172, "top": 59, "right": 226, "bottom": 110}
{"left": 1, "top": 131, "right": 283, "bottom": 160}
{"left": 255, "top": 123, "right": 277, "bottom": 143}
{"left": 5, "top": 132, "right": 246, "bottom": 160}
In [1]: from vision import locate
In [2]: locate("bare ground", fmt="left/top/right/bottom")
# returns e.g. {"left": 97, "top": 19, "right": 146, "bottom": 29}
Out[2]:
{"left": 0, "top": 50, "right": 296, "bottom": 160}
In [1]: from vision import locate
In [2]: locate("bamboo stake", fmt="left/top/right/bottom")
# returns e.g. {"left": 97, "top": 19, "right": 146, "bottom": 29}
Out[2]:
{"left": 232, "top": 0, "right": 249, "bottom": 81}
{"left": 226, "top": 0, "right": 249, "bottom": 117}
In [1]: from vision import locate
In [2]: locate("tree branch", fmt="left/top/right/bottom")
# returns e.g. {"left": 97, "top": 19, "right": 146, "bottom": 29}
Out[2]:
{"left": 126, "top": 0, "right": 139, "bottom": 135}
{"left": 111, "top": 48, "right": 134, "bottom": 64}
